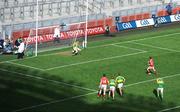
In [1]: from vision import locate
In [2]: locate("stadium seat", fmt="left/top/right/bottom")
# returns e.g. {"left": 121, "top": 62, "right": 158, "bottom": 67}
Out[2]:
{"left": 12, "top": 31, "right": 21, "bottom": 39}
{"left": 129, "top": 15, "right": 135, "bottom": 21}
{"left": 110, "top": 26, "right": 118, "bottom": 33}
{"left": 135, "top": 14, "right": 143, "bottom": 20}
{"left": 157, "top": 10, "right": 168, "bottom": 17}
{"left": 105, "top": 17, "right": 113, "bottom": 26}
{"left": 121, "top": 16, "right": 129, "bottom": 22}
{"left": 172, "top": 7, "right": 180, "bottom": 14}
{"left": 69, "top": 24, "right": 79, "bottom": 30}
{"left": 22, "top": 30, "right": 30, "bottom": 38}
{"left": 97, "top": 19, "right": 104, "bottom": 26}
{"left": 88, "top": 20, "right": 97, "bottom": 28}
{"left": 142, "top": 13, "right": 150, "bottom": 19}
{"left": 80, "top": 23, "right": 86, "bottom": 29}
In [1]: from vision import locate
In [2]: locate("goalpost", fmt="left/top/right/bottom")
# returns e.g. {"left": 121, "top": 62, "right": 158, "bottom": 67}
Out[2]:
{"left": 25, "top": 0, "right": 89, "bottom": 56}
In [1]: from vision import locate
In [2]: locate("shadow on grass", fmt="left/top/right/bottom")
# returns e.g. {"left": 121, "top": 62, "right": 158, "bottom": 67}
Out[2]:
{"left": 0, "top": 64, "right": 179, "bottom": 112}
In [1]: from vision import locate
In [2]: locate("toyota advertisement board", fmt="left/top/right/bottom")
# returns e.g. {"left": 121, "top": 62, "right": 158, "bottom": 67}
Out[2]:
{"left": 116, "top": 21, "right": 137, "bottom": 31}
{"left": 170, "top": 14, "right": 180, "bottom": 22}
{"left": 136, "top": 18, "right": 155, "bottom": 27}
{"left": 12, "top": 26, "right": 105, "bottom": 44}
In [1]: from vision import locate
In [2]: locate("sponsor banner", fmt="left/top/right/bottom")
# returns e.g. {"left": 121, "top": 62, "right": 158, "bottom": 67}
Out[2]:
{"left": 13, "top": 26, "right": 105, "bottom": 44}
{"left": 170, "top": 14, "right": 180, "bottom": 22}
{"left": 157, "top": 16, "right": 171, "bottom": 24}
{"left": 116, "top": 21, "right": 137, "bottom": 31}
{"left": 136, "top": 18, "right": 155, "bottom": 27}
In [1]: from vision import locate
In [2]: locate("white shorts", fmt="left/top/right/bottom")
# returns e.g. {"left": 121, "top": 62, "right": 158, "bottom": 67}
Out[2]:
{"left": 100, "top": 84, "right": 107, "bottom": 90}
{"left": 117, "top": 83, "right": 123, "bottom": 88}
{"left": 73, "top": 47, "right": 81, "bottom": 52}
{"left": 147, "top": 66, "right": 156, "bottom": 71}
{"left": 157, "top": 88, "right": 163, "bottom": 93}
{"left": 109, "top": 86, "right": 115, "bottom": 92}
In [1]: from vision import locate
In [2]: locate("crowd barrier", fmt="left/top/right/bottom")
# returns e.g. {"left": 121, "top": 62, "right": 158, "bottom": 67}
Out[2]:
{"left": 13, "top": 26, "right": 105, "bottom": 44}
{"left": 116, "top": 14, "right": 180, "bottom": 31}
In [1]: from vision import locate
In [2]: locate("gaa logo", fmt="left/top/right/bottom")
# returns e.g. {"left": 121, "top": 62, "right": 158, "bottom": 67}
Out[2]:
{"left": 174, "top": 14, "right": 180, "bottom": 21}
{"left": 157, "top": 17, "right": 167, "bottom": 23}
{"left": 140, "top": 20, "right": 149, "bottom": 26}
{"left": 122, "top": 23, "right": 133, "bottom": 29}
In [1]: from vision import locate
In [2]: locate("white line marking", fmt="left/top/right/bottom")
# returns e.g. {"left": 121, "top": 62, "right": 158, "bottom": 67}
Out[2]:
{"left": 45, "top": 51, "right": 147, "bottom": 71}
{"left": 13, "top": 92, "right": 97, "bottom": 112}
{"left": 1, "top": 32, "right": 179, "bottom": 63}
{"left": 5, "top": 61, "right": 44, "bottom": 71}
{"left": 125, "top": 73, "right": 180, "bottom": 87}
{"left": 0, "top": 68, "right": 96, "bottom": 92}
{"left": 111, "top": 44, "right": 146, "bottom": 52}
{"left": 158, "top": 105, "right": 180, "bottom": 112}
{"left": 90, "top": 32, "right": 180, "bottom": 49}
{"left": 13, "top": 72, "right": 180, "bottom": 112}
{"left": 131, "top": 42, "right": 180, "bottom": 52}
{"left": 0, "top": 32, "right": 179, "bottom": 71}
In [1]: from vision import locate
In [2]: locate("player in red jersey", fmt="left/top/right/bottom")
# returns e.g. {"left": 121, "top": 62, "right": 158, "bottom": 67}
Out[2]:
{"left": 147, "top": 56, "right": 157, "bottom": 75}
{"left": 98, "top": 74, "right": 109, "bottom": 98}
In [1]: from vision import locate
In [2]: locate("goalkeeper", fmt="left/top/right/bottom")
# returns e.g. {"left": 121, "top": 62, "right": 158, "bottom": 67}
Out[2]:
{"left": 72, "top": 41, "right": 81, "bottom": 55}
{"left": 115, "top": 74, "right": 125, "bottom": 96}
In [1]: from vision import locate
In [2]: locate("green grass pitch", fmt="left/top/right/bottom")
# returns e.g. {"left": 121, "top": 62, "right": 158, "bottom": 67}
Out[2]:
{"left": 0, "top": 24, "right": 180, "bottom": 112}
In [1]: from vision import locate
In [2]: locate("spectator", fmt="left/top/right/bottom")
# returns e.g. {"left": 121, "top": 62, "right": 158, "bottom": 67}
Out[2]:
{"left": 53, "top": 26, "right": 60, "bottom": 43}
{"left": 105, "top": 24, "right": 110, "bottom": 36}
{"left": 3, "top": 37, "right": 13, "bottom": 54}
{"left": 0, "top": 32, "right": 4, "bottom": 53}
{"left": 15, "top": 37, "right": 22, "bottom": 47}
{"left": 17, "top": 39, "right": 25, "bottom": 59}
{"left": 0, "top": 32, "right": 3, "bottom": 49}
{"left": 166, "top": 3, "right": 172, "bottom": 15}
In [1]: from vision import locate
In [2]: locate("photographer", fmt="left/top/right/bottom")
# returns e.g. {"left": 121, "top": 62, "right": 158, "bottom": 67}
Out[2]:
{"left": 17, "top": 39, "right": 25, "bottom": 59}
{"left": 105, "top": 24, "right": 110, "bottom": 36}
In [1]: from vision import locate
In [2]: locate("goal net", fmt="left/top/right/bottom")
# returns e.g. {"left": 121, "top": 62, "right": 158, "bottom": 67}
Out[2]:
{"left": 24, "top": 21, "right": 86, "bottom": 56}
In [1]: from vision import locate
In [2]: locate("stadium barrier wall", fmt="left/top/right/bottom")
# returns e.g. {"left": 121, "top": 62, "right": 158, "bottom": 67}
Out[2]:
{"left": 11, "top": 12, "right": 179, "bottom": 44}
{"left": 116, "top": 14, "right": 180, "bottom": 31}
{"left": 13, "top": 26, "right": 105, "bottom": 44}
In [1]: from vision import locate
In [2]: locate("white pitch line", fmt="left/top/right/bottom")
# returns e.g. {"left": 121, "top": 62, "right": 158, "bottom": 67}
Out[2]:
{"left": 1, "top": 32, "right": 179, "bottom": 64}
{"left": 13, "top": 91, "right": 97, "bottom": 112}
{"left": 131, "top": 42, "right": 180, "bottom": 53}
{"left": 125, "top": 73, "right": 180, "bottom": 87}
{"left": 45, "top": 51, "right": 147, "bottom": 71}
{"left": 90, "top": 32, "right": 180, "bottom": 49}
{"left": 158, "top": 105, "right": 180, "bottom": 112}
{"left": 111, "top": 44, "right": 146, "bottom": 52}
{"left": 13, "top": 72, "right": 180, "bottom": 112}
{"left": 5, "top": 61, "right": 44, "bottom": 71}
{"left": 0, "top": 68, "right": 96, "bottom": 92}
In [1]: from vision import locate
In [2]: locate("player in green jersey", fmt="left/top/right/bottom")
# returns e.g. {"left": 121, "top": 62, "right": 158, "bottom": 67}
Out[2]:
{"left": 109, "top": 76, "right": 116, "bottom": 100}
{"left": 115, "top": 74, "right": 125, "bottom": 96}
{"left": 156, "top": 78, "right": 164, "bottom": 101}
{"left": 72, "top": 41, "right": 81, "bottom": 55}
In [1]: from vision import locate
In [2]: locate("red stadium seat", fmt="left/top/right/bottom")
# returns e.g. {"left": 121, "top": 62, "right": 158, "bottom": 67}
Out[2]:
{"left": 121, "top": 16, "right": 129, "bottom": 22}
{"left": 172, "top": 7, "right": 180, "bottom": 14}
{"left": 129, "top": 15, "right": 135, "bottom": 21}
{"left": 88, "top": 20, "right": 97, "bottom": 28}
{"left": 135, "top": 14, "right": 143, "bottom": 20}
{"left": 105, "top": 17, "right": 113, "bottom": 26}
{"left": 110, "top": 26, "right": 118, "bottom": 33}
{"left": 97, "top": 19, "right": 104, "bottom": 26}
{"left": 142, "top": 13, "right": 150, "bottom": 19}
{"left": 157, "top": 10, "right": 168, "bottom": 17}
{"left": 22, "top": 30, "right": 30, "bottom": 37}
{"left": 69, "top": 24, "right": 79, "bottom": 30}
